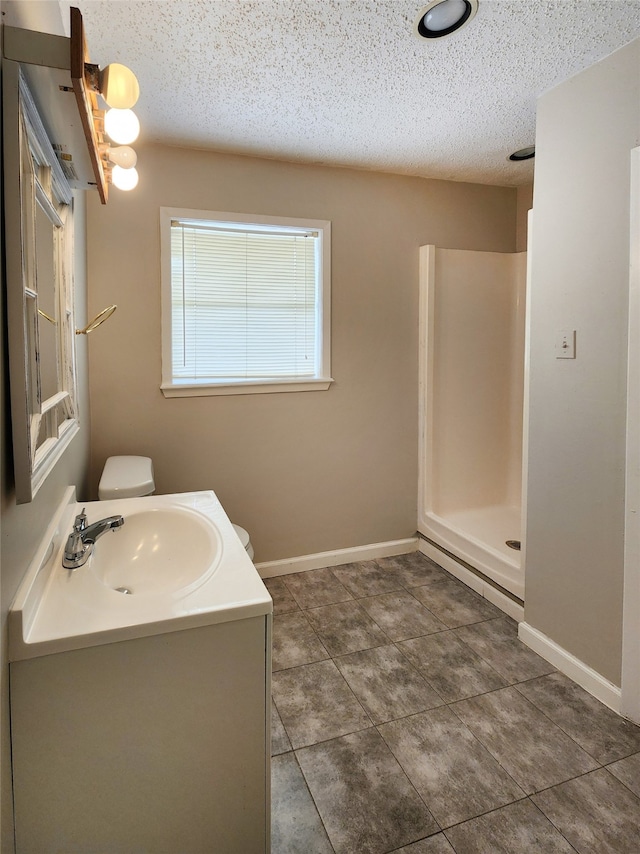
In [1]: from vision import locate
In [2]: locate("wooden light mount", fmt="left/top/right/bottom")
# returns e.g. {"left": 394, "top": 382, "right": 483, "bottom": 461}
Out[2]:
{"left": 2, "top": 6, "right": 123, "bottom": 204}
{"left": 70, "top": 6, "right": 109, "bottom": 204}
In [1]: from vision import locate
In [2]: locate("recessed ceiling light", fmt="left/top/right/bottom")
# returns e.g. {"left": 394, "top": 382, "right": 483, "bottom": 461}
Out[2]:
{"left": 509, "top": 146, "right": 536, "bottom": 162}
{"left": 414, "top": 0, "right": 479, "bottom": 39}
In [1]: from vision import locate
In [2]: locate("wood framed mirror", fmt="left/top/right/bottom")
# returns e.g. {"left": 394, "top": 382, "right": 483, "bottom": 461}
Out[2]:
{"left": 3, "top": 62, "right": 79, "bottom": 503}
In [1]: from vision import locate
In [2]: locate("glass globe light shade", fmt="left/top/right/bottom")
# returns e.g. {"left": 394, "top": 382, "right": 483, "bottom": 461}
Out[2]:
{"left": 99, "top": 63, "right": 140, "bottom": 109}
{"left": 109, "top": 146, "right": 137, "bottom": 169}
{"left": 112, "top": 165, "right": 139, "bottom": 191}
{"left": 424, "top": 0, "right": 468, "bottom": 31}
{"left": 104, "top": 108, "right": 140, "bottom": 145}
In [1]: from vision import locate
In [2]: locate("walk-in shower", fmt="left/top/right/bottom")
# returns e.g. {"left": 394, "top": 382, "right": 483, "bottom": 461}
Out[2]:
{"left": 418, "top": 245, "right": 526, "bottom": 599}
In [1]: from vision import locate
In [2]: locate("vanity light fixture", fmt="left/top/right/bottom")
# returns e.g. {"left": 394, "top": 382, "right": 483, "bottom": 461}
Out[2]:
{"left": 414, "top": 0, "right": 478, "bottom": 39}
{"left": 69, "top": 7, "right": 141, "bottom": 196}
{"left": 86, "top": 59, "right": 141, "bottom": 187}
{"left": 84, "top": 62, "right": 139, "bottom": 110}
{"left": 111, "top": 164, "right": 139, "bottom": 191}
{"left": 108, "top": 145, "right": 137, "bottom": 169}
{"left": 104, "top": 132, "right": 139, "bottom": 189}
{"left": 104, "top": 108, "right": 140, "bottom": 145}
{"left": 4, "top": 7, "right": 142, "bottom": 202}
{"left": 108, "top": 145, "right": 138, "bottom": 190}
{"left": 509, "top": 145, "right": 535, "bottom": 161}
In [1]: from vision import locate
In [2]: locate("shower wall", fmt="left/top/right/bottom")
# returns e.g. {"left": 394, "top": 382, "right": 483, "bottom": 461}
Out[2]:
{"left": 419, "top": 246, "right": 526, "bottom": 598}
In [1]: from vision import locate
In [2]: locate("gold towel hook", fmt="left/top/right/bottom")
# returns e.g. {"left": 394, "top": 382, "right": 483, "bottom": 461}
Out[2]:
{"left": 76, "top": 304, "right": 117, "bottom": 335}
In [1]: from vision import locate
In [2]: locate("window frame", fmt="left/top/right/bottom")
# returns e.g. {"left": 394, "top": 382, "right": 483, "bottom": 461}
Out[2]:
{"left": 160, "top": 207, "right": 333, "bottom": 397}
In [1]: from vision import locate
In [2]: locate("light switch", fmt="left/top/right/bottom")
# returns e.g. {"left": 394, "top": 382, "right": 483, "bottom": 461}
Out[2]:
{"left": 556, "top": 329, "right": 576, "bottom": 359}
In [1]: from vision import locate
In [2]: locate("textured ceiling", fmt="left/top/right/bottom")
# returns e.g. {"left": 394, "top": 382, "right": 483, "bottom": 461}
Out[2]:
{"left": 64, "top": 0, "right": 640, "bottom": 186}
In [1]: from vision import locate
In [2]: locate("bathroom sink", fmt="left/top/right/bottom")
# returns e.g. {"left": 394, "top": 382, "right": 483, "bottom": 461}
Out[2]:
{"left": 9, "top": 490, "right": 271, "bottom": 661}
{"left": 89, "top": 506, "right": 222, "bottom": 596}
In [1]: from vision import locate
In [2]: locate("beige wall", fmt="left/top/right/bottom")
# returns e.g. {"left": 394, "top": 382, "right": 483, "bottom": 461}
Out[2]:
{"left": 525, "top": 39, "right": 640, "bottom": 685}
{"left": 87, "top": 146, "right": 516, "bottom": 563}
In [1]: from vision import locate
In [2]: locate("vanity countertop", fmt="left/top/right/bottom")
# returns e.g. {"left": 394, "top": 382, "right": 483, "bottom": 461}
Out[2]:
{"left": 9, "top": 488, "right": 272, "bottom": 661}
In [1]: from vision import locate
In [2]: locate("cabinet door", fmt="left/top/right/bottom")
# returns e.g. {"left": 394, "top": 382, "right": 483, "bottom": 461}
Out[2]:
{"left": 11, "top": 617, "right": 270, "bottom": 853}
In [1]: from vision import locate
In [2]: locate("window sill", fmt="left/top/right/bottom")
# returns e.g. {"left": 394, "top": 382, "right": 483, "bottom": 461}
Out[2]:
{"left": 161, "top": 378, "right": 334, "bottom": 398}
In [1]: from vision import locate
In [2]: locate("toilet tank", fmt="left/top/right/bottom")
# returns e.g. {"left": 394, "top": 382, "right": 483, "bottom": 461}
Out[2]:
{"left": 98, "top": 456, "right": 155, "bottom": 500}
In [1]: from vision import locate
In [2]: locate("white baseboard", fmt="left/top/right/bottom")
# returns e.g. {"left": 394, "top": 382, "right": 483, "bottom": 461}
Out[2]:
{"left": 255, "top": 537, "right": 419, "bottom": 579}
{"left": 257, "top": 533, "right": 625, "bottom": 716}
{"left": 418, "top": 539, "right": 524, "bottom": 623}
{"left": 518, "top": 622, "right": 622, "bottom": 714}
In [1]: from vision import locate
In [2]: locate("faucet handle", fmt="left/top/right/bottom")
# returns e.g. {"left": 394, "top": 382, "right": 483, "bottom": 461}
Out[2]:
{"left": 73, "top": 508, "right": 87, "bottom": 533}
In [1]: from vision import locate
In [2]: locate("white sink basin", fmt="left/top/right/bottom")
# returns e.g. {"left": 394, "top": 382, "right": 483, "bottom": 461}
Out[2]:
{"left": 9, "top": 490, "right": 272, "bottom": 661}
{"left": 90, "top": 507, "right": 222, "bottom": 596}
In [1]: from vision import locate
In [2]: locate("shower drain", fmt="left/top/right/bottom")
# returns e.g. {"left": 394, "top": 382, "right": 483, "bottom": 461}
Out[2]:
{"left": 505, "top": 540, "right": 521, "bottom": 551}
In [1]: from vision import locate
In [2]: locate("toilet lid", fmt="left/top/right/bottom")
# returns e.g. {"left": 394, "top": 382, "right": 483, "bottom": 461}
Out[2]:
{"left": 232, "top": 524, "right": 250, "bottom": 549}
{"left": 99, "top": 455, "right": 155, "bottom": 499}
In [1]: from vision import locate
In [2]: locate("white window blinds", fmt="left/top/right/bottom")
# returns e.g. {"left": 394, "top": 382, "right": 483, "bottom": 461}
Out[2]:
{"left": 170, "top": 219, "right": 320, "bottom": 382}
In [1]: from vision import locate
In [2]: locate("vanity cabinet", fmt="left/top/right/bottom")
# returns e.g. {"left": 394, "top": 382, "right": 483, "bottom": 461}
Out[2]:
{"left": 11, "top": 615, "right": 271, "bottom": 853}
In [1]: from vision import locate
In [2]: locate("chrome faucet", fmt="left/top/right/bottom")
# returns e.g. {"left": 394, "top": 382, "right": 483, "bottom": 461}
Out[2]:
{"left": 62, "top": 508, "right": 125, "bottom": 569}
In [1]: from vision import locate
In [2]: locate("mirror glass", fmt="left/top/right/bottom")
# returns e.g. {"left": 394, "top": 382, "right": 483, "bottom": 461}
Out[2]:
{"left": 35, "top": 199, "right": 60, "bottom": 402}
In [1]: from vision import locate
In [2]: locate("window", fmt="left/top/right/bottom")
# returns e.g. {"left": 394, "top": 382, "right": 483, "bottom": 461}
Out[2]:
{"left": 160, "top": 208, "right": 332, "bottom": 397}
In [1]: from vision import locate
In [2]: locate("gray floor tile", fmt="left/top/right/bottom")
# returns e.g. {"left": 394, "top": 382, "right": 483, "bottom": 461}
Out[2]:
{"left": 411, "top": 577, "right": 500, "bottom": 628}
{"left": 331, "top": 560, "right": 405, "bottom": 597}
{"left": 305, "top": 600, "right": 390, "bottom": 656}
{"left": 606, "top": 751, "right": 640, "bottom": 797}
{"left": 272, "top": 611, "right": 330, "bottom": 672}
{"left": 264, "top": 577, "right": 300, "bottom": 615}
{"left": 378, "top": 706, "right": 524, "bottom": 828}
{"left": 271, "top": 659, "right": 371, "bottom": 749}
{"left": 532, "top": 768, "right": 640, "bottom": 853}
{"left": 455, "top": 618, "right": 555, "bottom": 683}
{"left": 272, "top": 699, "right": 292, "bottom": 756}
{"left": 334, "top": 644, "right": 443, "bottom": 725}
{"left": 390, "top": 835, "right": 455, "bottom": 854}
{"left": 271, "top": 753, "right": 334, "bottom": 854}
{"left": 516, "top": 672, "right": 640, "bottom": 764}
{"left": 398, "top": 631, "right": 507, "bottom": 703}
{"left": 375, "top": 553, "right": 448, "bottom": 588}
{"left": 297, "top": 728, "right": 438, "bottom": 854}
{"left": 269, "top": 561, "right": 640, "bottom": 852}
{"left": 452, "top": 687, "right": 599, "bottom": 794}
{"left": 443, "top": 799, "right": 575, "bottom": 853}
{"left": 359, "top": 590, "right": 447, "bottom": 641}
{"left": 283, "top": 568, "right": 353, "bottom": 609}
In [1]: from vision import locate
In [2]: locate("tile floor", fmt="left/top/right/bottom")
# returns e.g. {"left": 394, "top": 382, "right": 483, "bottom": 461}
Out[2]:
{"left": 266, "top": 553, "right": 640, "bottom": 854}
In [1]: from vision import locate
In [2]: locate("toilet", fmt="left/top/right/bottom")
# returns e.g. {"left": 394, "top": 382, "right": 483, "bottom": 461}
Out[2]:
{"left": 98, "top": 455, "right": 255, "bottom": 561}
